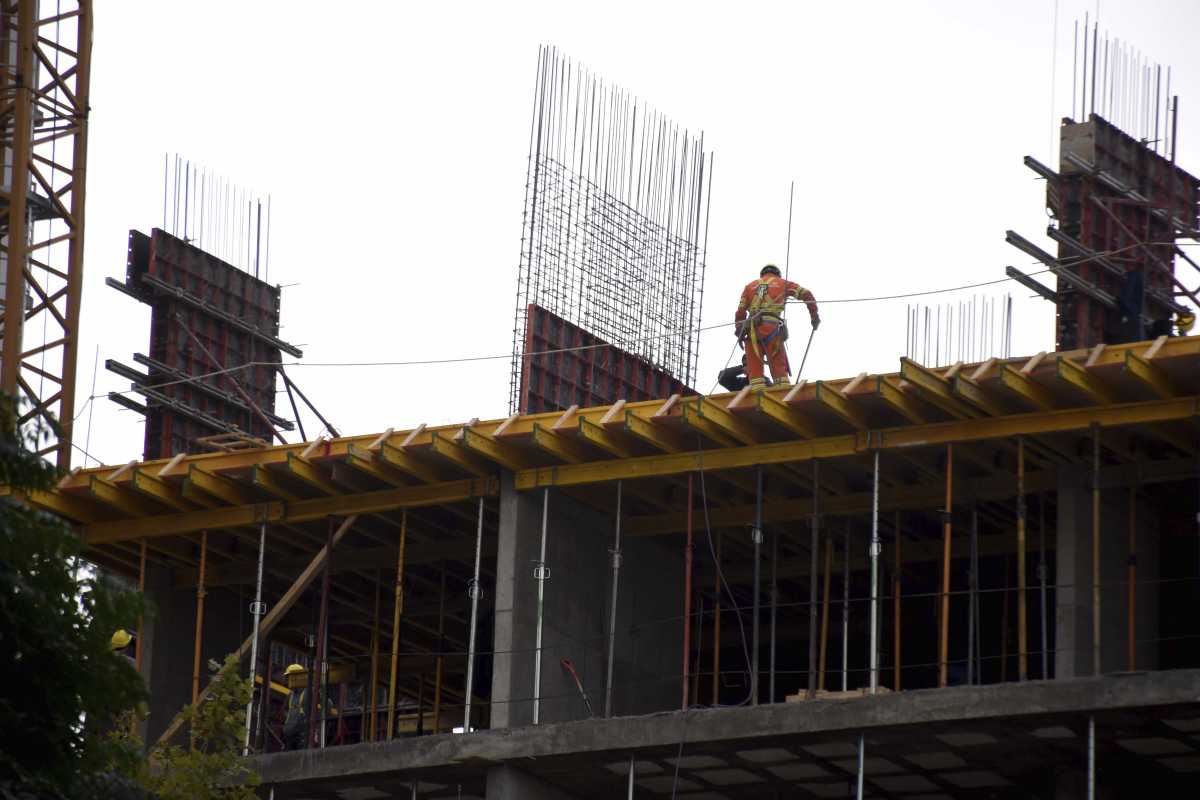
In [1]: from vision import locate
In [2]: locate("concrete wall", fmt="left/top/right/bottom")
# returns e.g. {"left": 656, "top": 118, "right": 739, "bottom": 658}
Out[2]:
{"left": 490, "top": 474, "right": 683, "bottom": 728}
{"left": 1055, "top": 470, "right": 1160, "bottom": 678}
{"left": 143, "top": 560, "right": 249, "bottom": 743}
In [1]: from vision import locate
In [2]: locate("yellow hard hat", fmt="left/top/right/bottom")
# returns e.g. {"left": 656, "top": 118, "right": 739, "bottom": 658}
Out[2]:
{"left": 111, "top": 629, "right": 133, "bottom": 650}
{"left": 1178, "top": 311, "right": 1195, "bottom": 334}
{"left": 283, "top": 663, "right": 306, "bottom": 677}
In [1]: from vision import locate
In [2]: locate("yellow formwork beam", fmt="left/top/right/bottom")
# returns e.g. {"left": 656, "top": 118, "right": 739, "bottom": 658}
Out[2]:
{"left": 80, "top": 477, "right": 496, "bottom": 544}
{"left": 1056, "top": 356, "right": 1115, "bottom": 405}
{"left": 1124, "top": 351, "right": 1174, "bottom": 399}
{"left": 999, "top": 365, "right": 1056, "bottom": 411}
{"left": 875, "top": 376, "right": 927, "bottom": 424}
{"left": 514, "top": 396, "right": 1200, "bottom": 490}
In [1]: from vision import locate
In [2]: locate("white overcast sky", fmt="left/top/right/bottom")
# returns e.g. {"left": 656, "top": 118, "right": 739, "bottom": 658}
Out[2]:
{"left": 74, "top": 0, "right": 1200, "bottom": 467}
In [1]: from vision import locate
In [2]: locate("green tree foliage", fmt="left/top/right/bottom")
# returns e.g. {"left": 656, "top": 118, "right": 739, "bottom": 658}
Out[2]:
{"left": 0, "top": 395, "right": 151, "bottom": 799}
{"left": 124, "top": 655, "right": 260, "bottom": 800}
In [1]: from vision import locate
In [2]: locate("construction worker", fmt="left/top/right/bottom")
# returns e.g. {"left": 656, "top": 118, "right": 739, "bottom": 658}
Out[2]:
{"left": 282, "top": 663, "right": 313, "bottom": 750}
{"left": 282, "top": 663, "right": 336, "bottom": 750}
{"left": 111, "top": 629, "right": 136, "bottom": 665}
{"left": 734, "top": 264, "right": 819, "bottom": 391}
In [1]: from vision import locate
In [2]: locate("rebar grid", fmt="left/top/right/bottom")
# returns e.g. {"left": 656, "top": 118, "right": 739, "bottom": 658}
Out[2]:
{"left": 509, "top": 46, "right": 710, "bottom": 414}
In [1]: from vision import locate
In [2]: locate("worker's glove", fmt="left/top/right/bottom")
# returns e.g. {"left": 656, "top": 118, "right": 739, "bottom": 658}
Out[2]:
{"left": 810, "top": 315, "right": 821, "bottom": 330}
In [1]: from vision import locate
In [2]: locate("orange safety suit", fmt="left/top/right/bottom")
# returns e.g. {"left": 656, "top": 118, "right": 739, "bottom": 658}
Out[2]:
{"left": 734, "top": 274, "right": 819, "bottom": 390}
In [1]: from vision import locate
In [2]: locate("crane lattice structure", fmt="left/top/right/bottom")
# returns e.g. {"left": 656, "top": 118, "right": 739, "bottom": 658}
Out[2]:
{"left": 0, "top": 0, "right": 92, "bottom": 467}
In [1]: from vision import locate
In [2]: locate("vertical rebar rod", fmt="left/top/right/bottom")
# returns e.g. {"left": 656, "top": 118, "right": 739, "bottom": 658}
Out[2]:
{"left": 387, "top": 511, "right": 408, "bottom": 739}
{"left": 627, "top": 755, "right": 635, "bottom": 799}
{"left": 683, "top": 474, "right": 694, "bottom": 710}
{"left": 939, "top": 444, "right": 954, "bottom": 687}
{"left": 605, "top": 481, "right": 622, "bottom": 718}
{"left": 869, "top": 450, "right": 881, "bottom": 694}
{"left": 808, "top": 460, "right": 820, "bottom": 697}
{"left": 752, "top": 465, "right": 763, "bottom": 704}
{"left": 244, "top": 521, "right": 267, "bottom": 754}
{"left": 533, "top": 489, "right": 550, "bottom": 724}
{"left": 463, "top": 498, "right": 485, "bottom": 733}
{"left": 1092, "top": 424, "right": 1102, "bottom": 676}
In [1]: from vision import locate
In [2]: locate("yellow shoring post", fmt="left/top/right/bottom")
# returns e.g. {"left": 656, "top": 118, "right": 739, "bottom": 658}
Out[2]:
{"left": 386, "top": 511, "right": 408, "bottom": 739}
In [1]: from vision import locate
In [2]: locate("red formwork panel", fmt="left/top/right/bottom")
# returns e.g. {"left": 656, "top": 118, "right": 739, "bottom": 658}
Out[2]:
{"left": 1051, "top": 115, "right": 1200, "bottom": 350}
{"left": 116, "top": 229, "right": 294, "bottom": 459}
{"left": 517, "top": 304, "right": 693, "bottom": 414}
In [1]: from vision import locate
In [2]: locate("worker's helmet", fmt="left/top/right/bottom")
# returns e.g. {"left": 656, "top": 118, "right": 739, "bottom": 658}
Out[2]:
{"left": 283, "top": 663, "right": 306, "bottom": 677}
{"left": 760, "top": 264, "right": 781, "bottom": 277}
{"left": 111, "top": 629, "right": 133, "bottom": 650}
{"left": 1178, "top": 311, "right": 1196, "bottom": 334}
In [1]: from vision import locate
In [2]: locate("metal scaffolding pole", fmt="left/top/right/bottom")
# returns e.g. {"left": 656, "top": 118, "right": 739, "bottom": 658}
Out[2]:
{"left": 751, "top": 465, "right": 763, "bottom": 704}
{"left": 464, "top": 498, "right": 485, "bottom": 733}
{"left": 533, "top": 488, "right": 550, "bottom": 724}
{"left": 387, "top": 511, "right": 408, "bottom": 740}
{"left": 192, "top": 532, "right": 208, "bottom": 707}
{"left": 1018, "top": 436, "right": 1028, "bottom": 681}
{"left": 939, "top": 444, "right": 954, "bottom": 687}
{"left": 856, "top": 733, "right": 866, "bottom": 800}
{"left": 1092, "top": 424, "right": 1102, "bottom": 675}
{"left": 869, "top": 451, "right": 881, "bottom": 694}
{"left": 768, "top": 527, "right": 777, "bottom": 702}
{"left": 244, "top": 521, "right": 268, "bottom": 754}
{"left": 605, "top": 481, "right": 623, "bottom": 718}
{"left": 842, "top": 522, "right": 850, "bottom": 691}
{"left": 1088, "top": 715, "right": 1096, "bottom": 800}
{"left": 683, "top": 474, "right": 695, "bottom": 710}
{"left": 808, "top": 460, "right": 820, "bottom": 697}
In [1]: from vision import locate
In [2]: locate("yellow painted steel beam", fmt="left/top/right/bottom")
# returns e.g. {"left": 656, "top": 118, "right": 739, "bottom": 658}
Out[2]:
{"left": 624, "top": 410, "right": 689, "bottom": 453}
{"left": 252, "top": 465, "right": 302, "bottom": 502}
{"left": 755, "top": 391, "right": 819, "bottom": 438}
{"left": 679, "top": 403, "right": 740, "bottom": 448}
{"left": 1124, "top": 351, "right": 1174, "bottom": 399}
{"left": 626, "top": 470, "right": 1062, "bottom": 536}
{"left": 82, "top": 477, "right": 496, "bottom": 544}
{"left": 15, "top": 486, "right": 109, "bottom": 523}
{"left": 379, "top": 442, "right": 442, "bottom": 483}
{"left": 577, "top": 417, "right": 639, "bottom": 458}
{"left": 952, "top": 373, "right": 1007, "bottom": 417}
{"left": 130, "top": 469, "right": 197, "bottom": 512}
{"left": 999, "top": 365, "right": 1055, "bottom": 411}
{"left": 514, "top": 396, "right": 1200, "bottom": 490}
{"left": 429, "top": 431, "right": 493, "bottom": 476}
{"left": 185, "top": 465, "right": 256, "bottom": 506}
{"left": 1056, "top": 356, "right": 1115, "bottom": 404}
{"left": 875, "top": 376, "right": 927, "bottom": 424}
{"left": 689, "top": 396, "right": 760, "bottom": 445}
{"left": 344, "top": 444, "right": 408, "bottom": 486}
{"left": 898, "top": 358, "right": 978, "bottom": 419}
{"left": 286, "top": 452, "right": 340, "bottom": 495}
{"left": 459, "top": 427, "right": 536, "bottom": 471}
{"left": 814, "top": 381, "right": 870, "bottom": 429}
{"left": 88, "top": 476, "right": 163, "bottom": 516}
{"left": 531, "top": 423, "right": 592, "bottom": 464}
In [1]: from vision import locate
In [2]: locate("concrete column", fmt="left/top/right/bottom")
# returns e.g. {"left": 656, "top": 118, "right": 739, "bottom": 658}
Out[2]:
{"left": 486, "top": 765, "right": 581, "bottom": 799}
{"left": 143, "top": 560, "right": 246, "bottom": 743}
{"left": 1055, "top": 470, "right": 1159, "bottom": 679}
{"left": 490, "top": 473, "right": 683, "bottom": 728}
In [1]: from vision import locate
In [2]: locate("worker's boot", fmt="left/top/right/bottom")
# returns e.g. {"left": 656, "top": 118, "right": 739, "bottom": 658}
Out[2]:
{"left": 774, "top": 377, "right": 791, "bottom": 388}
{"left": 749, "top": 376, "right": 767, "bottom": 394}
